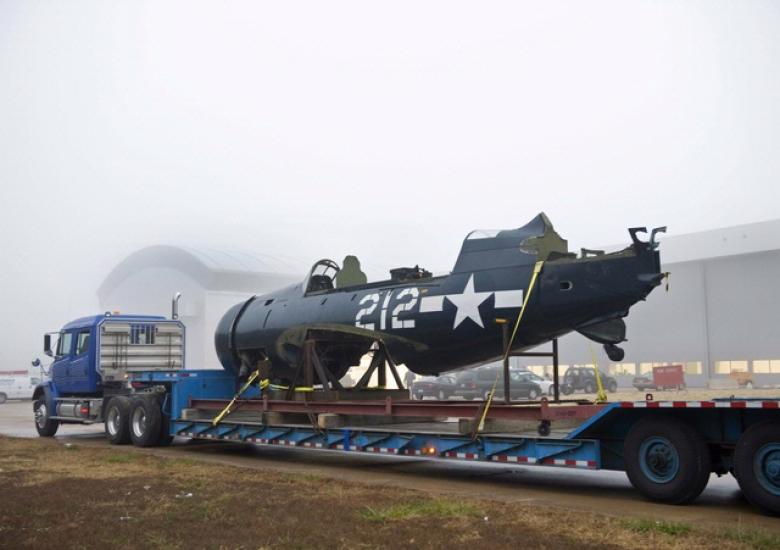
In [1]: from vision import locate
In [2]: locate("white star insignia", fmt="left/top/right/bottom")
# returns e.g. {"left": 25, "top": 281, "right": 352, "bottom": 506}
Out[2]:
{"left": 444, "top": 275, "right": 493, "bottom": 329}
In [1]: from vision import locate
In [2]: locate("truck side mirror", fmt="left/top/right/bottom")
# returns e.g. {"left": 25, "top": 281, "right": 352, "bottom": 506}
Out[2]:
{"left": 44, "top": 334, "right": 53, "bottom": 357}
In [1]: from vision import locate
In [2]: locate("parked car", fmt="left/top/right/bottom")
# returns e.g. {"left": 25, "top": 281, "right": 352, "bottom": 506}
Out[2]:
{"left": 411, "top": 374, "right": 458, "bottom": 400}
{"left": 560, "top": 367, "right": 618, "bottom": 395}
{"left": 632, "top": 375, "right": 656, "bottom": 391}
{"left": 512, "top": 369, "right": 555, "bottom": 396}
{"left": 455, "top": 366, "right": 543, "bottom": 401}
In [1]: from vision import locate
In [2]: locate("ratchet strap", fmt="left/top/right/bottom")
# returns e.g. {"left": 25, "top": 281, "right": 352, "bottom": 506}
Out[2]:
{"left": 212, "top": 370, "right": 267, "bottom": 426}
{"left": 588, "top": 343, "right": 608, "bottom": 403}
{"left": 475, "top": 261, "right": 545, "bottom": 436}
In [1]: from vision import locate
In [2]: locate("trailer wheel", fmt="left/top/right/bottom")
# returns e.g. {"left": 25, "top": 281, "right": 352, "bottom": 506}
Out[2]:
{"left": 734, "top": 421, "right": 780, "bottom": 516}
{"left": 104, "top": 396, "right": 132, "bottom": 445}
{"left": 624, "top": 416, "right": 711, "bottom": 504}
{"left": 129, "top": 396, "right": 163, "bottom": 447}
{"left": 33, "top": 396, "right": 59, "bottom": 437}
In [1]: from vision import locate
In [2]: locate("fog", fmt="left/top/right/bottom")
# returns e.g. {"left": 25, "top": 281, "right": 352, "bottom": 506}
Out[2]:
{"left": 1, "top": 1, "right": 778, "bottom": 371}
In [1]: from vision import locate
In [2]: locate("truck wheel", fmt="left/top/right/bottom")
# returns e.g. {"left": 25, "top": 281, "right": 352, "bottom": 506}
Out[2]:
{"left": 104, "top": 396, "right": 132, "bottom": 445}
{"left": 0, "top": 393, "right": 7, "bottom": 404}
{"left": 129, "top": 396, "right": 163, "bottom": 447}
{"left": 624, "top": 416, "right": 711, "bottom": 504}
{"left": 33, "top": 396, "right": 59, "bottom": 437}
{"left": 734, "top": 421, "right": 780, "bottom": 515}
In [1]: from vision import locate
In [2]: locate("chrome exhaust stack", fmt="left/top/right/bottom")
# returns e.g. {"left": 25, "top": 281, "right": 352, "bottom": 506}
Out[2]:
{"left": 172, "top": 292, "right": 182, "bottom": 320}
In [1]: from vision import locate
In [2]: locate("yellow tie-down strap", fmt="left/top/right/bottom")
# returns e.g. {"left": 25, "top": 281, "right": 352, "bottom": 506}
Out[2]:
{"left": 477, "top": 261, "right": 544, "bottom": 434}
{"left": 212, "top": 370, "right": 266, "bottom": 426}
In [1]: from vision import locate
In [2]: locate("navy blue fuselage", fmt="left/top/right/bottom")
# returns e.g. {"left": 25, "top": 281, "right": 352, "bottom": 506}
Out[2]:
{"left": 215, "top": 214, "right": 664, "bottom": 383}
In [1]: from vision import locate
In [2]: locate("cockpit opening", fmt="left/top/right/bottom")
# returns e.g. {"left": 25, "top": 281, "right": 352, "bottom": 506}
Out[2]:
{"left": 304, "top": 256, "right": 433, "bottom": 296}
{"left": 305, "top": 259, "right": 340, "bottom": 294}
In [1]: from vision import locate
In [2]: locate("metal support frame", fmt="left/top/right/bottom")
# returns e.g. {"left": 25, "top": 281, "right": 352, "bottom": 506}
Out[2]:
{"left": 285, "top": 338, "right": 345, "bottom": 399}
{"left": 354, "top": 341, "right": 404, "bottom": 391}
{"left": 189, "top": 395, "right": 604, "bottom": 423}
{"left": 285, "top": 335, "right": 404, "bottom": 398}
{"left": 500, "top": 327, "right": 561, "bottom": 403}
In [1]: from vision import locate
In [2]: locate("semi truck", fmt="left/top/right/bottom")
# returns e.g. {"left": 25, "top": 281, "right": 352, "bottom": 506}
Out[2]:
{"left": 33, "top": 310, "right": 780, "bottom": 516}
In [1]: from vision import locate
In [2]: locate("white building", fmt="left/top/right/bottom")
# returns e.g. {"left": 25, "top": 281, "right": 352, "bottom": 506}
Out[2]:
{"left": 514, "top": 219, "right": 780, "bottom": 388}
{"left": 97, "top": 245, "right": 299, "bottom": 370}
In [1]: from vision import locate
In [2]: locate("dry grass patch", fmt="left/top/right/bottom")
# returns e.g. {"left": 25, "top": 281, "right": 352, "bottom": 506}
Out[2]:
{"left": 0, "top": 435, "right": 777, "bottom": 550}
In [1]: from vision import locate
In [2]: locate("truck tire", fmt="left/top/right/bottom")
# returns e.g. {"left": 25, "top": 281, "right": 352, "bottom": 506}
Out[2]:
{"left": 129, "top": 396, "right": 163, "bottom": 447}
{"left": 733, "top": 421, "right": 780, "bottom": 515}
{"left": 624, "top": 416, "right": 711, "bottom": 504}
{"left": 104, "top": 396, "right": 132, "bottom": 445}
{"left": 33, "top": 396, "right": 59, "bottom": 437}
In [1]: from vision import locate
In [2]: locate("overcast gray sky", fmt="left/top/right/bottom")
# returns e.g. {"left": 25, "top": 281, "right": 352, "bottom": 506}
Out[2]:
{"left": 1, "top": 0, "right": 778, "bottom": 370}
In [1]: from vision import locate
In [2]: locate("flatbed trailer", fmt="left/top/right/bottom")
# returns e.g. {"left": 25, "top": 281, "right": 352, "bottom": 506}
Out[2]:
{"left": 122, "top": 370, "right": 780, "bottom": 516}
{"left": 31, "top": 316, "right": 780, "bottom": 517}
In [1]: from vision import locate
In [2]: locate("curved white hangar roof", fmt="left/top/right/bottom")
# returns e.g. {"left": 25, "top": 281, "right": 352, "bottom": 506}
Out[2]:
{"left": 98, "top": 245, "right": 301, "bottom": 301}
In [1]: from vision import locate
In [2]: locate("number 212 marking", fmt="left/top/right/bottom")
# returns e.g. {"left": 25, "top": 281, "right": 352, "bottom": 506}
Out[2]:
{"left": 355, "top": 288, "right": 420, "bottom": 330}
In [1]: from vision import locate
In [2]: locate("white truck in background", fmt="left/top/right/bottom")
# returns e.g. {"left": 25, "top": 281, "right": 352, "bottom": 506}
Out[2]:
{"left": 0, "top": 368, "right": 42, "bottom": 403}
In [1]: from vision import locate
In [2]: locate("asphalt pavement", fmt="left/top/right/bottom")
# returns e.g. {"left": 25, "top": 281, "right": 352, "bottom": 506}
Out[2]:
{"left": 2, "top": 400, "right": 777, "bottom": 533}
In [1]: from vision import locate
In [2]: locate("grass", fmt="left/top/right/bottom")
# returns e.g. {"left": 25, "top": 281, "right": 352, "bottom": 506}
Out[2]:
{"left": 105, "top": 454, "right": 139, "bottom": 464}
{"left": 360, "top": 499, "right": 481, "bottom": 522}
{"left": 3, "top": 435, "right": 780, "bottom": 549}
{"left": 720, "top": 525, "right": 780, "bottom": 550}
{"left": 621, "top": 518, "right": 692, "bottom": 536}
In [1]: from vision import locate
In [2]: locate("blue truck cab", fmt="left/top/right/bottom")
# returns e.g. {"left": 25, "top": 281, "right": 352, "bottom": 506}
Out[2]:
{"left": 33, "top": 313, "right": 185, "bottom": 443}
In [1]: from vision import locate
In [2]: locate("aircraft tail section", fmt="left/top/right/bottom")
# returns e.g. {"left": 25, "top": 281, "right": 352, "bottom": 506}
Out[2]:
{"left": 452, "top": 212, "right": 570, "bottom": 273}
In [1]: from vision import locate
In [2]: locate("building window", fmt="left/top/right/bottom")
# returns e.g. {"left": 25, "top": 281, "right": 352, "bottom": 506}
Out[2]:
{"left": 684, "top": 362, "right": 702, "bottom": 375}
{"left": 753, "top": 360, "right": 780, "bottom": 374}
{"left": 714, "top": 360, "right": 749, "bottom": 374}
{"left": 608, "top": 363, "right": 637, "bottom": 376}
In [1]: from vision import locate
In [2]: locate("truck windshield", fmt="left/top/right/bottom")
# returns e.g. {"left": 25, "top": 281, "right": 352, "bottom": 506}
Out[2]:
{"left": 56, "top": 332, "right": 73, "bottom": 357}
